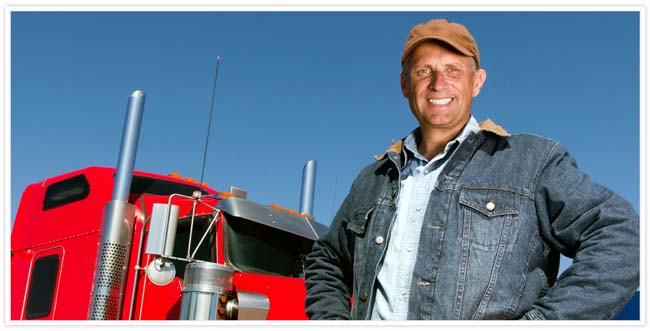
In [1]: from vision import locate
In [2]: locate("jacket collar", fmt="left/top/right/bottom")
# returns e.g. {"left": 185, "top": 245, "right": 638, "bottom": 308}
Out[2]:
{"left": 374, "top": 118, "right": 509, "bottom": 161}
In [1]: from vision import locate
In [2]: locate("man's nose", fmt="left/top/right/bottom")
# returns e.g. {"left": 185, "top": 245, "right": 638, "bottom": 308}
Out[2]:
{"left": 428, "top": 71, "right": 446, "bottom": 90}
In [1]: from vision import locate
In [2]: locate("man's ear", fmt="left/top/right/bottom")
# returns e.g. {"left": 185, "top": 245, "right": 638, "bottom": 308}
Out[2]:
{"left": 400, "top": 71, "right": 409, "bottom": 98}
{"left": 472, "top": 68, "right": 487, "bottom": 97}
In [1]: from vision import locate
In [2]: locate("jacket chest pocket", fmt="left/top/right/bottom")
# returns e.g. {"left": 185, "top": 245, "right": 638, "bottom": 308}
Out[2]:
{"left": 346, "top": 205, "right": 376, "bottom": 269}
{"left": 347, "top": 206, "right": 374, "bottom": 237}
{"left": 459, "top": 188, "right": 521, "bottom": 251}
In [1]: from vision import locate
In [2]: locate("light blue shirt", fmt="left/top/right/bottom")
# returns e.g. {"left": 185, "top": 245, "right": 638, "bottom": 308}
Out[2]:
{"left": 371, "top": 116, "right": 480, "bottom": 320}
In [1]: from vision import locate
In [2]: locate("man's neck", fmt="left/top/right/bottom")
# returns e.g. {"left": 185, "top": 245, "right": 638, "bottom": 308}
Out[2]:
{"left": 417, "top": 121, "right": 468, "bottom": 161}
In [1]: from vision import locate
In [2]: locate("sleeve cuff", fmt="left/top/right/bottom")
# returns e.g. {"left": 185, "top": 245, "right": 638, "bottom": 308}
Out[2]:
{"left": 521, "top": 309, "right": 545, "bottom": 320}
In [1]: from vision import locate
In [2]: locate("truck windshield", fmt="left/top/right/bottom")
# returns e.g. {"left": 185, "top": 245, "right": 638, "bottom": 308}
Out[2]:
{"left": 223, "top": 215, "right": 314, "bottom": 278}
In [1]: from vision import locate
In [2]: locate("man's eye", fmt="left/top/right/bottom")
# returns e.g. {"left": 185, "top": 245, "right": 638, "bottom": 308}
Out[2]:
{"left": 415, "top": 68, "right": 432, "bottom": 76}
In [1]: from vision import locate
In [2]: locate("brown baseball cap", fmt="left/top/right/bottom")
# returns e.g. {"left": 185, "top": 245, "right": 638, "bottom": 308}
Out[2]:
{"left": 401, "top": 18, "right": 480, "bottom": 68}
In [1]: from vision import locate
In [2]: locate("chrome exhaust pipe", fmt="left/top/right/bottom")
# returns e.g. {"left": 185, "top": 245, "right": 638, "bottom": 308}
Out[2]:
{"left": 180, "top": 262, "right": 234, "bottom": 320}
{"left": 112, "top": 90, "right": 146, "bottom": 201}
{"left": 299, "top": 160, "right": 317, "bottom": 216}
{"left": 89, "top": 90, "right": 145, "bottom": 320}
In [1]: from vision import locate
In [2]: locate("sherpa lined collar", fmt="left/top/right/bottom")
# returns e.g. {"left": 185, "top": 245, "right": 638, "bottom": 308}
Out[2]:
{"left": 374, "top": 118, "right": 509, "bottom": 161}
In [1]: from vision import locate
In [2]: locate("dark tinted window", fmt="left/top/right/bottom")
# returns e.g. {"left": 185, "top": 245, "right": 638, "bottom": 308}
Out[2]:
{"left": 26, "top": 254, "right": 60, "bottom": 319}
{"left": 171, "top": 215, "right": 216, "bottom": 279}
{"left": 130, "top": 176, "right": 210, "bottom": 196}
{"left": 43, "top": 175, "right": 90, "bottom": 210}
{"left": 224, "top": 216, "right": 314, "bottom": 278}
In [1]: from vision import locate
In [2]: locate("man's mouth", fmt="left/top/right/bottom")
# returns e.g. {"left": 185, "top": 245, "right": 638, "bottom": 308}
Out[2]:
{"left": 427, "top": 98, "right": 453, "bottom": 105}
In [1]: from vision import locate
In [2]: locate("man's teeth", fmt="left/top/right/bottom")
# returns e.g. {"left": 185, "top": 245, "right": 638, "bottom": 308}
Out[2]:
{"left": 427, "top": 98, "right": 452, "bottom": 105}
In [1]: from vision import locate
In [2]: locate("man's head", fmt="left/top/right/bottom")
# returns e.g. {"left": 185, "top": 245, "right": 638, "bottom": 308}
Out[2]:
{"left": 401, "top": 18, "right": 481, "bottom": 69}
{"left": 400, "top": 19, "right": 486, "bottom": 135}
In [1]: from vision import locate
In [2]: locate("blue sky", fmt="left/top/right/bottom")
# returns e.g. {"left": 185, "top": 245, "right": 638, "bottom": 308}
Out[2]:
{"left": 9, "top": 10, "right": 641, "bottom": 272}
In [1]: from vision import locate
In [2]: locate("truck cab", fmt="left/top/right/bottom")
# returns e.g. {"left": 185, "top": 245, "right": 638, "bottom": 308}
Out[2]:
{"left": 11, "top": 166, "right": 328, "bottom": 320}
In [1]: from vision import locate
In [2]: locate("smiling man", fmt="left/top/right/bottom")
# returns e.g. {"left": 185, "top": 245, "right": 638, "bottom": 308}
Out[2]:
{"left": 304, "top": 18, "right": 639, "bottom": 320}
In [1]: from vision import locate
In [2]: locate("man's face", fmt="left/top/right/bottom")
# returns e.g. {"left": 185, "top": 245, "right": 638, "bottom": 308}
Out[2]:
{"left": 401, "top": 42, "right": 486, "bottom": 134}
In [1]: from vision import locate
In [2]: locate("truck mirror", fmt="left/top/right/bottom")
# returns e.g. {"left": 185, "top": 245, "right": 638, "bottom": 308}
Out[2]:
{"left": 145, "top": 203, "right": 180, "bottom": 257}
{"left": 146, "top": 257, "right": 176, "bottom": 286}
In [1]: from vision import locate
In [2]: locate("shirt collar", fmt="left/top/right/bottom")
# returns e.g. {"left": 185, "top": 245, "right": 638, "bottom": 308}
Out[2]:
{"left": 374, "top": 117, "right": 509, "bottom": 161}
{"left": 402, "top": 116, "right": 480, "bottom": 165}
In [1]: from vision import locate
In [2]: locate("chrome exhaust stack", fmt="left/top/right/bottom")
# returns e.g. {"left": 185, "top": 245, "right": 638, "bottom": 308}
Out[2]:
{"left": 180, "top": 262, "right": 270, "bottom": 320}
{"left": 299, "top": 160, "right": 317, "bottom": 217}
{"left": 180, "top": 262, "right": 235, "bottom": 320}
{"left": 89, "top": 90, "right": 145, "bottom": 320}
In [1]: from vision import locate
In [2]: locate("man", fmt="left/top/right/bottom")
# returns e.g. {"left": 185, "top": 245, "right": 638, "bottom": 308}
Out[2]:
{"left": 304, "top": 18, "right": 639, "bottom": 320}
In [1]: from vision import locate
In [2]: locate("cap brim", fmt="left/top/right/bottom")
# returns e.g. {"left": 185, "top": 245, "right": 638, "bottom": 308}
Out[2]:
{"left": 401, "top": 36, "right": 474, "bottom": 63}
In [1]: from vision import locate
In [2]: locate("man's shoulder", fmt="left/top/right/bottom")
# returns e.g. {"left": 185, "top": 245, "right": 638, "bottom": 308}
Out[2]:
{"left": 480, "top": 132, "right": 570, "bottom": 169}
{"left": 345, "top": 156, "right": 396, "bottom": 189}
{"left": 361, "top": 156, "right": 393, "bottom": 176}
{"left": 488, "top": 131, "right": 560, "bottom": 150}
{"left": 477, "top": 118, "right": 560, "bottom": 149}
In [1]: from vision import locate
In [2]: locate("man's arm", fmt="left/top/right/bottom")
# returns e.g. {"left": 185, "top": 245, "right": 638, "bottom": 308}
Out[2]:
{"left": 304, "top": 187, "right": 357, "bottom": 320}
{"left": 526, "top": 142, "right": 639, "bottom": 319}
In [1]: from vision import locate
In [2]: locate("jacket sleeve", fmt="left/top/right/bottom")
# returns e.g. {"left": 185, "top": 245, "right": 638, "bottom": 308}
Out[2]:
{"left": 527, "top": 142, "right": 639, "bottom": 319}
{"left": 304, "top": 182, "right": 357, "bottom": 320}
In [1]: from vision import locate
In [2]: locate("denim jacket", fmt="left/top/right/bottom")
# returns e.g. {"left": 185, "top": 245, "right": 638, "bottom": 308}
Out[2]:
{"left": 304, "top": 119, "right": 639, "bottom": 320}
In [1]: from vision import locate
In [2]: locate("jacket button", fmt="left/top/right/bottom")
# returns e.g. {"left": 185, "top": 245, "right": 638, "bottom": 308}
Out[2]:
{"left": 375, "top": 236, "right": 384, "bottom": 244}
{"left": 486, "top": 201, "right": 496, "bottom": 211}
{"left": 360, "top": 292, "right": 368, "bottom": 301}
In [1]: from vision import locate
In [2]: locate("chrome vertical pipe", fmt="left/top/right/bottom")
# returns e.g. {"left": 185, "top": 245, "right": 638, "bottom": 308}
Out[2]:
{"left": 112, "top": 90, "right": 146, "bottom": 201}
{"left": 299, "top": 160, "right": 317, "bottom": 216}
{"left": 89, "top": 90, "right": 145, "bottom": 320}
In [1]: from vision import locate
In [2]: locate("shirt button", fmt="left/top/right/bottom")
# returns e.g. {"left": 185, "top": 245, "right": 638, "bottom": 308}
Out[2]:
{"left": 416, "top": 207, "right": 422, "bottom": 212}
{"left": 375, "top": 236, "right": 384, "bottom": 244}
{"left": 360, "top": 292, "right": 368, "bottom": 301}
{"left": 407, "top": 247, "right": 413, "bottom": 252}
{"left": 486, "top": 201, "right": 496, "bottom": 211}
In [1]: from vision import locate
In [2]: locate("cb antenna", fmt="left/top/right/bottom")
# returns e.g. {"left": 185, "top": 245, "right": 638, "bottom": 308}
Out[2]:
{"left": 199, "top": 55, "right": 222, "bottom": 189}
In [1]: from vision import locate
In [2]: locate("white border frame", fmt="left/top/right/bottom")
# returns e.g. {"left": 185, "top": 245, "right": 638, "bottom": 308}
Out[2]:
{"left": 3, "top": 4, "right": 645, "bottom": 329}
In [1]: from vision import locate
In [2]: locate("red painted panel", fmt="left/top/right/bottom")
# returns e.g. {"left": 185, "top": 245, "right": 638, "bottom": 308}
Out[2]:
{"left": 233, "top": 272, "right": 308, "bottom": 320}
{"left": 10, "top": 249, "right": 31, "bottom": 320}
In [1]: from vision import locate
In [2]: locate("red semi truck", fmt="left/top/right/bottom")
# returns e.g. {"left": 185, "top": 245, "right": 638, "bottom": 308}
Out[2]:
{"left": 11, "top": 90, "right": 327, "bottom": 320}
